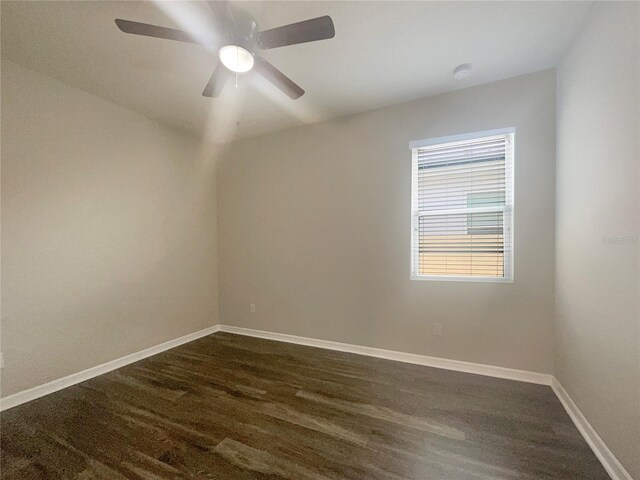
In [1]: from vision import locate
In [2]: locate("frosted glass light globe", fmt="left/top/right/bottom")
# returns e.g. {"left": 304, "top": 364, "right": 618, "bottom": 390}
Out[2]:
{"left": 218, "top": 45, "right": 254, "bottom": 73}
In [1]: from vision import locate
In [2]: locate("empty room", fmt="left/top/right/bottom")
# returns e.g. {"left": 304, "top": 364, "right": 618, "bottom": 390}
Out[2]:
{"left": 1, "top": 1, "right": 638, "bottom": 479}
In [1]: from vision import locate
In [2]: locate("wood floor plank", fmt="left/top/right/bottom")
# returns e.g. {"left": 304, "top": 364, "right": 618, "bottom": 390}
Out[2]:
{"left": 1, "top": 332, "right": 609, "bottom": 479}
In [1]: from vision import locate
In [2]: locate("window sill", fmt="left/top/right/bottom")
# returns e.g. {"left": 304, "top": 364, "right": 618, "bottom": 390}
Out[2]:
{"left": 410, "top": 275, "right": 513, "bottom": 284}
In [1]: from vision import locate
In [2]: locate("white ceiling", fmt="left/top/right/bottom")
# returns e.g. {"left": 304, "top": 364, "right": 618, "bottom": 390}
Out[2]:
{"left": 2, "top": 1, "right": 591, "bottom": 141}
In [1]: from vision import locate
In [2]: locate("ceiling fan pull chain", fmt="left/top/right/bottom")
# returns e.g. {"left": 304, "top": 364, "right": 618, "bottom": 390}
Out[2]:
{"left": 235, "top": 47, "right": 239, "bottom": 88}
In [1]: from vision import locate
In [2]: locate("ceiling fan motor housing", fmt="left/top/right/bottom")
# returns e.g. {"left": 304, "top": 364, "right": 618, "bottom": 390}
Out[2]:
{"left": 223, "top": 7, "right": 258, "bottom": 54}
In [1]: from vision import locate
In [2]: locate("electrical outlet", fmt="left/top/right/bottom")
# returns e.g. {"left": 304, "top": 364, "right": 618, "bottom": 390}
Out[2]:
{"left": 250, "top": 304, "right": 256, "bottom": 314}
{"left": 432, "top": 323, "right": 443, "bottom": 336}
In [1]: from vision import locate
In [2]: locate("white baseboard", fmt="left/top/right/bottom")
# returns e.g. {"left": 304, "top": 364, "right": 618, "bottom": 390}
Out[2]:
{"left": 0, "top": 325, "right": 221, "bottom": 411}
{"left": 218, "top": 325, "right": 553, "bottom": 385}
{"left": 551, "top": 378, "right": 632, "bottom": 480}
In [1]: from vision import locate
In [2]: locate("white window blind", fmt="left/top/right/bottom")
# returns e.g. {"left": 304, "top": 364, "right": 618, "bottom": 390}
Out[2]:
{"left": 410, "top": 129, "right": 514, "bottom": 281}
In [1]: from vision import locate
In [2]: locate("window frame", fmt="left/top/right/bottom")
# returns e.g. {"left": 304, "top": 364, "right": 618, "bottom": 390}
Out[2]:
{"left": 409, "top": 128, "right": 515, "bottom": 283}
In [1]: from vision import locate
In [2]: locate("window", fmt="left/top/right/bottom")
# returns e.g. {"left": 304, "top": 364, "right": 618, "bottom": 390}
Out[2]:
{"left": 410, "top": 129, "right": 514, "bottom": 282}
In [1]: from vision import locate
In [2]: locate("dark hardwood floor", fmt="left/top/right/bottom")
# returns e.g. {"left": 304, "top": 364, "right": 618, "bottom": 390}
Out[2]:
{"left": 1, "top": 332, "right": 609, "bottom": 479}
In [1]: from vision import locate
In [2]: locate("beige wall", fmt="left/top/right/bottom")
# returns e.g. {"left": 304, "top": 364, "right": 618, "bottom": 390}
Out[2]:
{"left": 555, "top": 2, "right": 640, "bottom": 477}
{"left": 218, "top": 70, "right": 556, "bottom": 374}
{"left": 1, "top": 61, "right": 219, "bottom": 397}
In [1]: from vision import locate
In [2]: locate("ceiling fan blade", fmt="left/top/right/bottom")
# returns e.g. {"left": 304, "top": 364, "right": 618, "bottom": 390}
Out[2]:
{"left": 258, "top": 16, "right": 335, "bottom": 49}
{"left": 115, "top": 19, "right": 204, "bottom": 44}
{"left": 207, "top": 0, "right": 234, "bottom": 25}
{"left": 254, "top": 57, "right": 304, "bottom": 99}
{"left": 202, "top": 64, "right": 231, "bottom": 98}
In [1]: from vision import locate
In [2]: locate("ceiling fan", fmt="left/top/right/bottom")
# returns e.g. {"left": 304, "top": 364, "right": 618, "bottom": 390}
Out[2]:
{"left": 115, "top": 1, "right": 335, "bottom": 99}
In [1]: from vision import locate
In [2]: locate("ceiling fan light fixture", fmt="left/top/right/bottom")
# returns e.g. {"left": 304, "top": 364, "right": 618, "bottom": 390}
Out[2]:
{"left": 218, "top": 45, "right": 254, "bottom": 73}
{"left": 116, "top": 4, "right": 336, "bottom": 99}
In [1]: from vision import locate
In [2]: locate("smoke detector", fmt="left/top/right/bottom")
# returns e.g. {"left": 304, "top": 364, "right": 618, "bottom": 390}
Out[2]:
{"left": 453, "top": 64, "right": 472, "bottom": 80}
